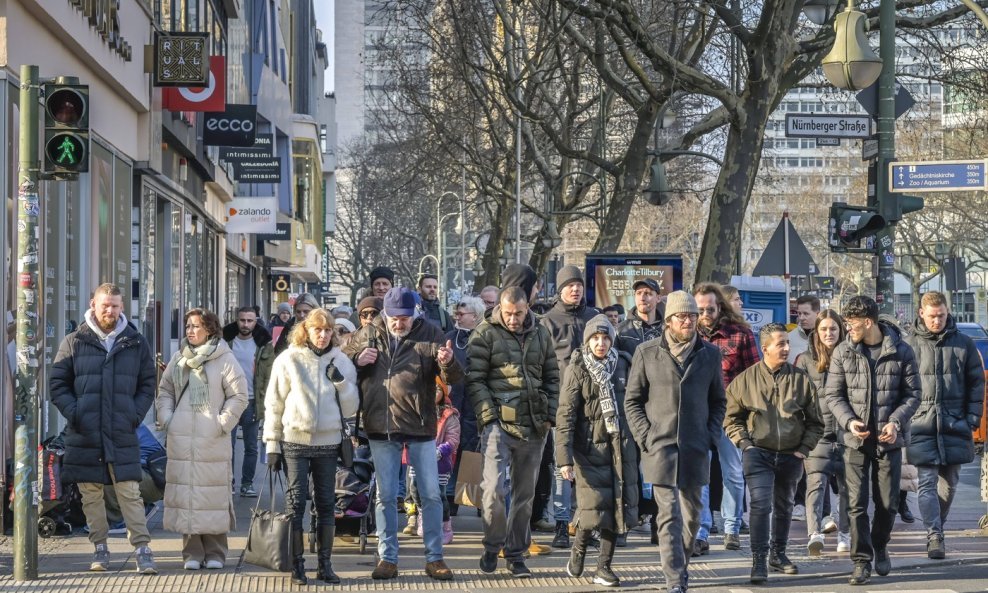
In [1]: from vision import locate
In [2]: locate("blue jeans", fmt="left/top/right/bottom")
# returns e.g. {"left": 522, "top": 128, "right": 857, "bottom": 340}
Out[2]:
{"left": 698, "top": 430, "right": 745, "bottom": 539}
{"left": 230, "top": 402, "right": 259, "bottom": 487}
{"left": 369, "top": 439, "right": 444, "bottom": 564}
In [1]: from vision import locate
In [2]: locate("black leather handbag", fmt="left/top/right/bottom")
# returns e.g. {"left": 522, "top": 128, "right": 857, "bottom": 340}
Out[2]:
{"left": 243, "top": 468, "right": 292, "bottom": 572}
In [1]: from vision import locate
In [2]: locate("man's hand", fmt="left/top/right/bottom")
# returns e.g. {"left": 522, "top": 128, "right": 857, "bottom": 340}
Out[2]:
{"left": 437, "top": 340, "right": 453, "bottom": 366}
{"left": 848, "top": 419, "right": 871, "bottom": 439}
{"left": 794, "top": 451, "right": 806, "bottom": 459}
{"left": 560, "top": 465, "right": 575, "bottom": 481}
{"left": 878, "top": 421, "right": 898, "bottom": 444}
{"left": 357, "top": 347, "right": 378, "bottom": 367}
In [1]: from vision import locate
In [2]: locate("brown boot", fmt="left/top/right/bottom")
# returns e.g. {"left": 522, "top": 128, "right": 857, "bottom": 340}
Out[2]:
{"left": 371, "top": 560, "right": 398, "bottom": 580}
{"left": 425, "top": 559, "right": 454, "bottom": 581}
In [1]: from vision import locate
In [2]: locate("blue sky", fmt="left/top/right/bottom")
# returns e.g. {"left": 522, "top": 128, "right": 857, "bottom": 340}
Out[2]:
{"left": 314, "top": 1, "right": 334, "bottom": 93}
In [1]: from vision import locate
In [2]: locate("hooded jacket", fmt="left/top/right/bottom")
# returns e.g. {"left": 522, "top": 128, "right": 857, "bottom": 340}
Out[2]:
{"left": 50, "top": 318, "right": 157, "bottom": 485}
{"left": 795, "top": 346, "right": 845, "bottom": 463}
{"left": 342, "top": 316, "right": 463, "bottom": 440}
{"left": 467, "top": 305, "right": 560, "bottom": 441}
{"left": 905, "top": 315, "right": 985, "bottom": 466}
{"left": 824, "top": 321, "right": 922, "bottom": 452}
{"left": 724, "top": 361, "right": 825, "bottom": 457}
{"left": 435, "top": 380, "right": 461, "bottom": 475}
{"left": 541, "top": 297, "right": 599, "bottom": 379}
{"left": 222, "top": 321, "right": 276, "bottom": 422}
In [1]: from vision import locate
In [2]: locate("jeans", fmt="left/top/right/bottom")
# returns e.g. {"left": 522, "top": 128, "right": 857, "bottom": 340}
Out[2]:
{"left": 653, "top": 485, "right": 703, "bottom": 591}
{"left": 916, "top": 464, "right": 961, "bottom": 538}
{"left": 805, "top": 444, "right": 849, "bottom": 536}
{"left": 844, "top": 446, "right": 901, "bottom": 564}
{"left": 230, "top": 402, "right": 259, "bottom": 487}
{"left": 370, "top": 439, "right": 444, "bottom": 563}
{"left": 479, "top": 423, "right": 546, "bottom": 561}
{"left": 743, "top": 447, "right": 803, "bottom": 554}
{"left": 698, "top": 431, "right": 744, "bottom": 539}
{"left": 552, "top": 466, "right": 573, "bottom": 523}
{"left": 284, "top": 453, "right": 338, "bottom": 531}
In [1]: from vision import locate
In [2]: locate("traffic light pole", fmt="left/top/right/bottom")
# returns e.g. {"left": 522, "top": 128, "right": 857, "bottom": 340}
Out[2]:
{"left": 875, "top": 0, "right": 896, "bottom": 316}
{"left": 13, "top": 64, "right": 40, "bottom": 581}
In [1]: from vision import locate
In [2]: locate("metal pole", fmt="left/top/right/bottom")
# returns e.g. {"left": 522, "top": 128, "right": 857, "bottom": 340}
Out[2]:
{"left": 515, "top": 112, "right": 522, "bottom": 263}
{"left": 460, "top": 161, "right": 466, "bottom": 295}
{"left": 784, "top": 211, "right": 792, "bottom": 323}
{"left": 875, "top": 0, "right": 896, "bottom": 316}
{"left": 14, "top": 63, "right": 40, "bottom": 581}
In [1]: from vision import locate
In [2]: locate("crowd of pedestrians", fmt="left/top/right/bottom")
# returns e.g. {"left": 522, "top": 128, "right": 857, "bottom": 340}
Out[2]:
{"left": 45, "top": 269, "right": 984, "bottom": 590}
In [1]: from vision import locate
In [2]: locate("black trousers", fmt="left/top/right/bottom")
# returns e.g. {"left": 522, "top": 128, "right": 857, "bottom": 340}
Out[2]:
{"left": 743, "top": 447, "right": 803, "bottom": 555}
{"left": 530, "top": 432, "right": 554, "bottom": 525}
{"left": 844, "top": 446, "right": 901, "bottom": 565}
{"left": 285, "top": 454, "right": 338, "bottom": 530}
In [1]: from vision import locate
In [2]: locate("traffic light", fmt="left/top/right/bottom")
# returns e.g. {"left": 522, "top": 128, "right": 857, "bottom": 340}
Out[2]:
{"left": 43, "top": 81, "right": 89, "bottom": 176}
{"left": 829, "top": 202, "right": 886, "bottom": 252}
{"left": 643, "top": 158, "right": 670, "bottom": 206}
{"left": 881, "top": 193, "right": 924, "bottom": 223}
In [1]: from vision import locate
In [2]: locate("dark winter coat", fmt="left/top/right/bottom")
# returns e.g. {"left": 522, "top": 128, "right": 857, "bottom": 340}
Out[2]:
{"left": 342, "top": 316, "right": 463, "bottom": 440}
{"left": 824, "top": 321, "right": 922, "bottom": 452}
{"left": 624, "top": 333, "right": 726, "bottom": 490}
{"left": 615, "top": 307, "right": 664, "bottom": 355}
{"left": 444, "top": 327, "right": 478, "bottom": 450}
{"left": 467, "top": 306, "right": 560, "bottom": 441}
{"left": 556, "top": 348, "right": 638, "bottom": 533}
{"left": 905, "top": 316, "right": 985, "bottom": 466}
{"left": 724, "top": 362, "right": 824, "bottom": 457}
{"left": 421, "top": 298, "right": 453, "bottom": 332}
{"left": 222, "top": 322, "right": 276, "bottom": 422}
{"left": 795, "top": 347, "right": 845, "bottom": 468}
{"left": 541, "top": 298, "right": 599, "bottom": 381}
{"left": 50, "top": 323, "right": 157, "bottom": 484}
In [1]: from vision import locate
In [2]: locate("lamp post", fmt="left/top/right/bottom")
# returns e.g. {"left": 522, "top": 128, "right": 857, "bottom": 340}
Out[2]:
{"left": 437, "top": 212, "right": 459, "bottom": 307}
{"left": 436, "top": 191, "right": 466, "bottom": 299}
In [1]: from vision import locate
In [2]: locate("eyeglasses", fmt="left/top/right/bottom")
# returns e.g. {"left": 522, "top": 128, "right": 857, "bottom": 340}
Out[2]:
{"left": 360, "top": 310, "right": 380, "bottom": 319}
{"left": 845, "top": 319, "right": 867, "bottom": 331}
{"left": 453, "top": 311, "right": 476, "bottom": 318}
{"left": 697, "top": 307, "right": 718, "bottom": 315}
{"left": 670, "top": 313, "right": 698, "bottom": 323}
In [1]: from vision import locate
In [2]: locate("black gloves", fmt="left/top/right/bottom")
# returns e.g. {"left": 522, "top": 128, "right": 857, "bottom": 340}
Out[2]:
{"left": 326, "top": 362, "right": 345, "bottom": 383}
{"left": 267, "top": 452, "right": 283, "bottom": 472}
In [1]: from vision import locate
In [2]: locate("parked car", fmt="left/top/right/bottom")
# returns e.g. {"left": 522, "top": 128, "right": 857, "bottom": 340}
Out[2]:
{"left": 957, "top": 322, "right": 988, "bottom": 339}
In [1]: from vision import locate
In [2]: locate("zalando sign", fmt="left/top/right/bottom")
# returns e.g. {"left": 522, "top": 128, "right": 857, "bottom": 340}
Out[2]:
{"left": 226, "top": 197, "right": 277, "bottom": 234}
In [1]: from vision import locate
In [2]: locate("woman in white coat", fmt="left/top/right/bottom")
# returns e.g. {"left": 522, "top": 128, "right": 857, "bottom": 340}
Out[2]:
{"left": 156, "top": 309, "right": 248, "bottom": 570}
{"left": 264, "top": 307, "right": 358, "bottom": 585}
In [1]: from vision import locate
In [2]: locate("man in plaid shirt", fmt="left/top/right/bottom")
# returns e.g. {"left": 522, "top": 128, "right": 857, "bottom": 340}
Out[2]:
{"left": 692, "top": 282, "right": 760, "bottom": 555}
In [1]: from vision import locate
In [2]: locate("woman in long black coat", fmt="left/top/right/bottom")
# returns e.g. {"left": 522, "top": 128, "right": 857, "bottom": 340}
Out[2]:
{"left": 556, "top": 314, "right": 638, "bottom": 588}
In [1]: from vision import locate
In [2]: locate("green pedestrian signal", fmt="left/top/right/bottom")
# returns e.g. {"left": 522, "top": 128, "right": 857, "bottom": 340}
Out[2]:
{"left": 42, "top": 81, "right": 89, "bottom": 176}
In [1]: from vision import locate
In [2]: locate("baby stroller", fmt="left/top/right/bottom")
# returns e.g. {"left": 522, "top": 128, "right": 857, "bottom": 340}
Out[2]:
{"left": 37, "top": 434, "right": 84, "bottom": 537}
{"left": 334, "top": 442, "right": 375, "bottom": 553}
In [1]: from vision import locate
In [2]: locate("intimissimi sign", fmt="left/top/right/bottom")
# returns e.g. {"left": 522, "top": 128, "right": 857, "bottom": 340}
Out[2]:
{"left": 67, "top": 0, "right": 134, "bottom": 61}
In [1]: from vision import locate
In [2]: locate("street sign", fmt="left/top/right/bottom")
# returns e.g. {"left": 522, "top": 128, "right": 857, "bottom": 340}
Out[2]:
{"left": 815, "top": 137, "right": 840, "bottom": 147}
{"left": 888, "top": 159, "right": 988, "bottom": 193}
{"left": 856, "top": 79, "right": 916, "bottom": 120}
{"left": 862, "top": 138, "right": 878, "bottom": 161}
{"left": 785, "top": 113, "right": 871, "bottom": 139}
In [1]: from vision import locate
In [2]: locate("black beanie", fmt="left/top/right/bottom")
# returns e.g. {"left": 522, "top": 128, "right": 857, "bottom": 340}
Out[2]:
{"left": 555, "top": 265, "right": 583, "bottom": 293}
{"left": 369, "top": 266, "right": 395, "bottom": 284}
{"left": 501, "top": 263, "right": 537, "bottom": 301}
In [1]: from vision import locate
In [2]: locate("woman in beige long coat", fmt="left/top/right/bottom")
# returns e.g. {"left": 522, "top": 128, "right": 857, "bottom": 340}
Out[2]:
{"left": 157, "top": 308, "right": 248, "bottom": 570}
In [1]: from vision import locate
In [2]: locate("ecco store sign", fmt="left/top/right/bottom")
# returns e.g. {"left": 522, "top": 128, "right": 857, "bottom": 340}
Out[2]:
{"left": 204, "top": 104, "right": 257, "bottom": 147}
{"left": 225, "top": 197, "right": 278, "bottom": 234}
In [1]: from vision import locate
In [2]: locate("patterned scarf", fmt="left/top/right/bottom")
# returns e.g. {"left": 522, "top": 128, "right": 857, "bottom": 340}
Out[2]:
{"left": 583, "top": 345, "right": 620, "bottom": 434}
{"left": 172, "top": 337, "right": 220, "bottom": 413}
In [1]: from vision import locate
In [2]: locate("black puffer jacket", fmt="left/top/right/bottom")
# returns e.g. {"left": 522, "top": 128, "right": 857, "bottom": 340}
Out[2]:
{"left": 556, "top": 348, "right": 638, "bottom": 533}
{"left": 615, "top": 306, "right": 664, "bottom": 355}
{"left": 824, "top": 321, "right": 922, "bottom": 452}
{"left": 342, "top": 316, "right": 463, "bottom": 439}
{"left": 541, "top": 298, "right": 598, "bottom": 381}
{"left": 905, "top": 315, "right": 985, "bottom": 466}
{"left": 795, "top": 346, "right": 844, "bottom": 464}
{"left": 49, "top": 323, "right": 157, "bottom": 484}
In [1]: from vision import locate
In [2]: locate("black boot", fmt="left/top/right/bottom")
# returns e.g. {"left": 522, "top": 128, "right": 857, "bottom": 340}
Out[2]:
{"left": 650, "top": 516, "right": 659, "bottom": 545}
{"left": 291, "top": 528, "right": 308, "bottom": 585}
{"left": 769, "top": 546, "right": 798, "bottom": 574}
{"left": 316, "top": 525, "right": 340, "bottom": 584}
{"left": 552, "top": 520, "right": 570, "bottom": 548}
{"left": 899, "top": 491, "right": 915, "bottom": 523}
{"left": 751, "top": 553, "right": 768, "bottom": 584}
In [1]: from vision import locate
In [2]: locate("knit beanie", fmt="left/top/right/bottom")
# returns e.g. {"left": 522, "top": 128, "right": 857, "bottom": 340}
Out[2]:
{"left": 294, "top": 292, "right": 319, "bottom": 312}
{"left": 663, "top": 291, "right": 699, "bottom": 320}
{"left": 501, "top": 263, "right": 537, "bottom": 300}
{"left": 556, "top": 265, "right": 584, "bottom": 293}
{"left": 357, "top": 296, "right": 383, "bottom": 313}
{"left": 334, "top": 318, "right": 356, "bottom": 334}
{"left": 276, "top": 302, "right": 292, "bottom": 315}
{"left": 583, "top": 313, "right": 616, "bottom": 345}
{"left": 369, "top": 266, "right": 395, "bottom": 284}
{"left": 383, "top": 287, "right": 417, "bottom": 317}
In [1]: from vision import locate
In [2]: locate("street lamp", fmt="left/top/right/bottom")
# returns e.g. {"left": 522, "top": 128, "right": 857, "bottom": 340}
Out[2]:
{"left": 802, "top": 0, "right": 840, "bottom": 26}
{"left": 644, "top": 149, "right": 724, "bottom": 206}
{"left": 436, "top": 190, "right": 466, "bottom": 301}
{"left": 821, "top": 2, "right": 882, "bottom": 91}
{"left": 541, "top": 220, "right": 563, "bottom": 250}
{"left": 472, "top": 258, "right": 485, "bottom": 278}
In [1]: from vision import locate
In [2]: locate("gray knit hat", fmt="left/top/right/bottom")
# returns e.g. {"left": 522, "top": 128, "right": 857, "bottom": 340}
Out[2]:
{"left": 583, "top": 314, "right": 616, "bottom": 345}
{"left": 556, "top": 265, "right": 584, "bottom": 293}
{"left": 663, "top": 291, "right": 699, "bottom": 320}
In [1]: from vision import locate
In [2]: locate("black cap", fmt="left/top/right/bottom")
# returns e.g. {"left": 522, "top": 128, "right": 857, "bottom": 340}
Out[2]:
{"left": 632, "top": 278, "right": 661, "bottom": 293}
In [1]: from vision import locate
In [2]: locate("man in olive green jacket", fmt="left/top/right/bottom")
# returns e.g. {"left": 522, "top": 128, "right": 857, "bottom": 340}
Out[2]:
{"left": 725, "top": 323, "right": 823, "bottom": 584}
{"left": 468, "top": 286, "right": 560, "bottom": 578}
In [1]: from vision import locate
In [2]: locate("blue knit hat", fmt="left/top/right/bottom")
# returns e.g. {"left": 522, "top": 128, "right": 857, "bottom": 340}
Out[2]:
{"left": 383, "top": 287, "right": 417, "bottom": 317}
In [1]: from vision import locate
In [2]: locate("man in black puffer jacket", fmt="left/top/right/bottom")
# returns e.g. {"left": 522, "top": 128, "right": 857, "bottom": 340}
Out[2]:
{"left": 905, "top": 291, "right": 984, "bottom": 560}
{"left": 49, "top": 283, "right": 158, "bottom": 574}
{"left": 824, "top": 296, "right": 921, "bottom": 586}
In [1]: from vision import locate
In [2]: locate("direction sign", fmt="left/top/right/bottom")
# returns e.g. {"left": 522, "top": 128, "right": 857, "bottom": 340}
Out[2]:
{"left": 785, "top": 113, "right": 871, "bottom": 139}
{"left": 888, "top": 159, "right": 988, "bottom": 193}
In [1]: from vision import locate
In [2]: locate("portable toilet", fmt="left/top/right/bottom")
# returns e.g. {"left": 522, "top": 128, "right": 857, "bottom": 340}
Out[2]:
{"left": 730, "top": 275, "right": 788, "bottom": 340}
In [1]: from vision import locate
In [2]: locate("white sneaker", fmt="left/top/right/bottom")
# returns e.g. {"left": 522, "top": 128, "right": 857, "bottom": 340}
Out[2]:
{"left": 807, "top": 532, "right": 825, "bottom": 556}
{"left": 205, "top": 559, "right": 223, "bottom": 569}
{"left": 836, "top": 532, "right": 851, "bottom": 552}
{"left": 792, "top": 504, "right": 806, "bottom": 521}
{"left": 821, "top": 515, "right": 838, "bottom": 534}
{"left": 184, "top": 560, "right": 201, "bottom": 570}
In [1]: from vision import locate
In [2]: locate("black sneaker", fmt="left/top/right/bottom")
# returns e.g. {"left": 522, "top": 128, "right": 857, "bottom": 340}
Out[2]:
{"left": 875, "top": 547, "right": 891, "bottom": 576}
{"left": 551, "top": 521, "right": 570, "bottom": 548}
{"left": 566, "top": 547, "right": 585, "bottom": 577}
{"left": 692, "top": 538, "right": 709, "bottom": 557}
{"left": 724, "top": 533, "right": 741, "bottom": 550}
{"left": 479, "top": 551, "right": 498, "bottom": 574}
{"left": 509, "top": 560, "right": 532, "bottom": 578}
{"left": 849, "top": 562, "right": 871, "bottom": 585}
{"left": 593, "top": 564, "right": 619, "bottom": 587}
{"left": 927, "top": 535, "right": 946, "bottom": 559}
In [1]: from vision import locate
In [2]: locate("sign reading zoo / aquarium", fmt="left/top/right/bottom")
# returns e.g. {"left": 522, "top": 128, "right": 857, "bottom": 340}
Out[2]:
{"left": 225, "top": 197, "right": 277, "bottom": 233}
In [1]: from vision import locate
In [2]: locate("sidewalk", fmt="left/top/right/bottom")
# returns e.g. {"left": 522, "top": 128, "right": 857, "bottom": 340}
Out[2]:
{"left": 2, "top": 457, "right": 986, "bottom": 592}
